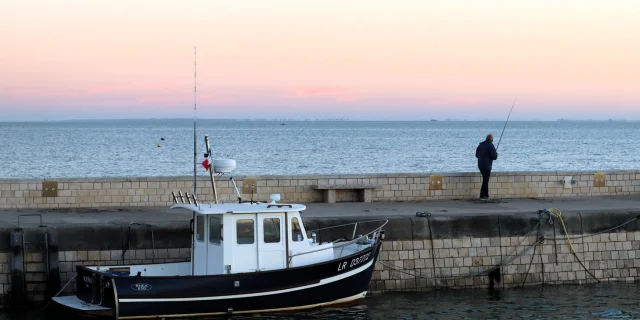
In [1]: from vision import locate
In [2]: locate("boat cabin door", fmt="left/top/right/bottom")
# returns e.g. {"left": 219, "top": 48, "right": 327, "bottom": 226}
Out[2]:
{"left": 258, "top": 213, "right": 286, "bottom": 270}
{"left": 232, "top": 214, "right": 258, "bottom": 272}
{"left": 193, "top": 213, "right": 224, "bottom": 275}
{"left": 193, "top": 213, "right": 208, "bottom": 275}
{"left": 232, "top": 213, "right": 286, "bottom": 272}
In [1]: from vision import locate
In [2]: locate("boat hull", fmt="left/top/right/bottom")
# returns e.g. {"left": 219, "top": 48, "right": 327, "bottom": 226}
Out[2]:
{"left": 51, "top": 241, "right": 381, "bottom": 319}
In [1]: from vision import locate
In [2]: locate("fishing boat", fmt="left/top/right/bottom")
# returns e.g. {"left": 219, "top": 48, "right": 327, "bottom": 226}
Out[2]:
{"left": 49, "top": 134, "right": 387, "bottom": 319}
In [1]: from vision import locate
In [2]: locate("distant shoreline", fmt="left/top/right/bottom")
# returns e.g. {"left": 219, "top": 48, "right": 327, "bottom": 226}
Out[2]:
{"left": 2, "top": 118, "right": 639, "bottom": 123}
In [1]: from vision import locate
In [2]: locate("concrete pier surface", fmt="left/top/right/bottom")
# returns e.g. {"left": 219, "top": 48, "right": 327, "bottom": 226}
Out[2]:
{"left": 1, "top": 195, "right": 638, "bottom": 250}
{"left": 2, "top": 195, "right": 640, "bottom": 228}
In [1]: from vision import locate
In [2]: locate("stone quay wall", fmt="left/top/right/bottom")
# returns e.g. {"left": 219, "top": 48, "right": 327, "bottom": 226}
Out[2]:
{"left": 370, "top": 218, "right": 640, "bottom": 292}
{"left": 0, "top": 223, "right": 192, "bottom": 308}
{"left": 0, "top": 210, "right": 639, "bottom": 308}
{"left": 0, "top": 248, "right": 191, "bottom": 306}
{"left": 305, "top": 212, "right": 640, "bottom": 293}
{"left": 1, "top": 170, "right": 639, "bottom": 208}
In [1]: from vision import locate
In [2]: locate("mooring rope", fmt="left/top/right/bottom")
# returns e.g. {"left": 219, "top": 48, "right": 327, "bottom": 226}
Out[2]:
{"left": 378, "top": 210, "right": 638, "bottom": 285}
{"left": 543, "top": 208, "right": 600, "bottom": 282}
{"left": 377, "top": 237, "right": 543, "bottom": 281}
{"left": 377, "top": 216, "right": 544, "bottom": 281}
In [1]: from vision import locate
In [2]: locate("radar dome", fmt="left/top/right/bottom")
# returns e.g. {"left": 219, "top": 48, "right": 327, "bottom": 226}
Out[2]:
{"left": 212, "top": 159, "right": 236, "bottom": 173}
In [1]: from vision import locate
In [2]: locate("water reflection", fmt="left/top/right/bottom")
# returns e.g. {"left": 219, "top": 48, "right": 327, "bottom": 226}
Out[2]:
{"left": 2, "top": 282, "right": 639, "bottom": 320}
{"left": 365, "top": 283, "right": 640, "bottom": 320}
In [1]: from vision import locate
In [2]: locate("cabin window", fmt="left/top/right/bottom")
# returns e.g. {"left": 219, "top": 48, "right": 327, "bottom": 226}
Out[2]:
{"left": 237, "top": 219, "right": 255, "bottom": 244}
{"left": 209, "top": 215, "right": 222, "bottom": 244}
{"left": 291, "top": 217, "right": 303, "bottom": 242}
{"left": 263, "top": 218, "right": 281, "bottom": 243}
{"left": 195, "top": 215, "right": 205, "bottom": 242}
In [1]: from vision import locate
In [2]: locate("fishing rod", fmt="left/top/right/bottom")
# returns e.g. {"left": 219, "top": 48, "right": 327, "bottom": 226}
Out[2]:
{"left": 495, "top": 97, "right": 516, "bottom": 151}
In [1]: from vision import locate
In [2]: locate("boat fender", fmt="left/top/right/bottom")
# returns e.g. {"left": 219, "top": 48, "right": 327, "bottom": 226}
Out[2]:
{"left": 488, "top": 266, "right": 501, "bottom": 292}
{"left": 415, "top": 211, "right": 431, "bottom": 218}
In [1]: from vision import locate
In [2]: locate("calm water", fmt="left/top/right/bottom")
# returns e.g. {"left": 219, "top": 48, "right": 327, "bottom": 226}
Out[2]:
{"left": 1, "top": 119, "right": 639, "bottom": 179}
{"left": 3, "top": 283, "right": 640, "bottom": 319}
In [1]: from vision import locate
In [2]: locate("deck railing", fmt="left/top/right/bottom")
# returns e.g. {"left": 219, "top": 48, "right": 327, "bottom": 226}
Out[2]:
{"left": 287, "top": 219, "right": 388, "bottom": 264}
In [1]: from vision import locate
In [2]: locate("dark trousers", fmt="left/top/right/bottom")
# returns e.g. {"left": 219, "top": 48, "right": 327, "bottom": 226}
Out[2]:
{"left": 480, "top": 169, "right": 491, "bottom": 198}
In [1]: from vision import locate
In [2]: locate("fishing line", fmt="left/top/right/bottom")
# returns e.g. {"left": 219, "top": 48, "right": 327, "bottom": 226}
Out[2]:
{"left": 496, "top": 97, "right": 517, "bottom": 151}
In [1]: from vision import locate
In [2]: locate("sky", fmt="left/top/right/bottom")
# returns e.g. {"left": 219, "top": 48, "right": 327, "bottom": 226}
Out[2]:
{"left": 1, "top": 0, "right": 639, "bottom": 121}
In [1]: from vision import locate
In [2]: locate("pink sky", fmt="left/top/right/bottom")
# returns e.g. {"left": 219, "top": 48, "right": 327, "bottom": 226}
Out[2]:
{"left": 1, "top": 0, "right": 639, "bottom": 121}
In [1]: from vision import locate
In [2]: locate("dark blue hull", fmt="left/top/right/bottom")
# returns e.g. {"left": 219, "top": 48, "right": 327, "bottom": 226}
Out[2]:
{"left": 51, "top": 241, "right": 381, "bottom": 319}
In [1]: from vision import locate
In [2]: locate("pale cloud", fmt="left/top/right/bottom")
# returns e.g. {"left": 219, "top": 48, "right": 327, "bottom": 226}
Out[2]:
{"left": 85, "top": 82, "right": 179, "bottom": 95}
{"left": 290, "top": 86, "right": 364, "bottom": 102}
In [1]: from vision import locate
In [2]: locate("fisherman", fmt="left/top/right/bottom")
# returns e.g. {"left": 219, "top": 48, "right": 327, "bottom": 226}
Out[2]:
{"left": 475, "top": 134, "right": 498, "bottom": 200}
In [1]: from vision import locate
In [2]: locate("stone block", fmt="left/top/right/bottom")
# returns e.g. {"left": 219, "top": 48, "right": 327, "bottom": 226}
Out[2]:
{"left": 25, "top": 253, "right": 42, "bottom": 263}
{"left": 403, "top": 260, "right": 415, "bottom": 270}
{"left": 25, "top": 262, "right": 45, "bottom": 272}
{"left": 134, "top": 250, "right": 147, "bottom": 260}
{"left": 388, "top": 251, "right": 400, "bottom": 261}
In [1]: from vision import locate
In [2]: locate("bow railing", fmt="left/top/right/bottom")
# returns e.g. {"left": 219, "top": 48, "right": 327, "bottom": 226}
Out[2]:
{"left": 287, "top": 219, "right": 388, "bottom": 264}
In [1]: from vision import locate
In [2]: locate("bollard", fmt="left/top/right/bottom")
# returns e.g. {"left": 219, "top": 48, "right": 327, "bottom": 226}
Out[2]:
{"left": 46, "top": 229, "right": 61, "bottom": 300}
{"left": 10, "top": 231, "right": 26, "bottom": 308}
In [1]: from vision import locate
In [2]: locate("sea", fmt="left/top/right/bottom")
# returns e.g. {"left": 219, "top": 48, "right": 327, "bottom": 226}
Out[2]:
{"left": 1, "top": 119, "right": 639, "bottom": 179}
{"left": 3, "top": 283, "right": 640, "bottom": 319}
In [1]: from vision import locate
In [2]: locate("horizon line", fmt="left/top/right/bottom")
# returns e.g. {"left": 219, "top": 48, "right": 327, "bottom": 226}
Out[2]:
{"left": 2, "top": 117, "right": 639, "bottom": 123}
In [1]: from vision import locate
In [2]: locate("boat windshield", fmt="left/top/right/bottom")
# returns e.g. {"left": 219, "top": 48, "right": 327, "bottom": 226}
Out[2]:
{"left": 291, "top": 217, "right": 303, "bottom": 242}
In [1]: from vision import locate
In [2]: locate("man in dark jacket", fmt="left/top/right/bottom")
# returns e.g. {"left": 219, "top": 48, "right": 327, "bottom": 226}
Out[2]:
{"left": 475, "top": 134, "right": 498, "bottom": 200}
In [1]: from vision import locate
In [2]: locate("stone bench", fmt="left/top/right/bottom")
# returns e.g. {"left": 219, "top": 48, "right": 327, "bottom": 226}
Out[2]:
{"left": 311, "top": 184, "right": 378, "bottom": 203}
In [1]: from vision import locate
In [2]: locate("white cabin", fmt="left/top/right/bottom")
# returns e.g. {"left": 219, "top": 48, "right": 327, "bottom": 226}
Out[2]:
{"left": 84, "top": 155, "right": 379, "bottom": 278}
{"left": 171, "top": 200, "right": 336, "bottom": 275}
{"left": 85, "top": 196, "right": 377, "bottom": 278}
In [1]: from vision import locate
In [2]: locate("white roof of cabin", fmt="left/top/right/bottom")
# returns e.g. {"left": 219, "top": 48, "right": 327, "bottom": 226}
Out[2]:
{"left": 170, "top": 202, "right": 306, "bottom": 215}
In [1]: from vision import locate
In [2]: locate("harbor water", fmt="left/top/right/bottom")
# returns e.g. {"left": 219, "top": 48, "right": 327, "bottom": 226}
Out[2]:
{"left": 2, "top": 119, "right": 639, "bottom": 179}
{"left": 2, "top": 282, "right": 639, "bottom": 319}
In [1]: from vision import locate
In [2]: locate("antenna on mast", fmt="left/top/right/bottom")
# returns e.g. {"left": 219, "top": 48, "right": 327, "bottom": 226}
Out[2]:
{"left": 193, "top": 46, "right": 197, "bottom": 197}
{"left": 191, "top": 46, "right": 197, "bottom": 277}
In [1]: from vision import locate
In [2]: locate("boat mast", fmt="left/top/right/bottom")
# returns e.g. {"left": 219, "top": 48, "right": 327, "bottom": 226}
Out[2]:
{"left": 193, "top": 46, "right": 197, "bottom": 200}
{"left": 192, "top": 45, "right": 197, "bottom": 276}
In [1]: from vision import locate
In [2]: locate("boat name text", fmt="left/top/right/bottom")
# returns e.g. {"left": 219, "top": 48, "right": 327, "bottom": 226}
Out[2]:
{"left": 337, "top": 252, "right": 371, "bottom": 272}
